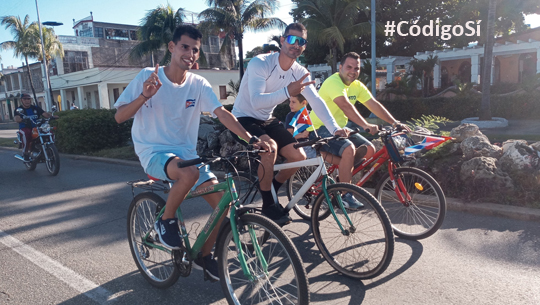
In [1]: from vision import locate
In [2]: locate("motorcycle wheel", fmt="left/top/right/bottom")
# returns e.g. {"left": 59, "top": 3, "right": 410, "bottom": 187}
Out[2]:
{"left": 45, "top": 144, "right": 60, "bottom": 176}
{"left": 24, "top": 156, "right": 37, "bottom": 171}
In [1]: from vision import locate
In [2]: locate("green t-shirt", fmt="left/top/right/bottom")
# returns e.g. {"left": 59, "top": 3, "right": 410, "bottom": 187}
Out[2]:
{"left": 309, "top": 73, "right": 373, "bottom": 130}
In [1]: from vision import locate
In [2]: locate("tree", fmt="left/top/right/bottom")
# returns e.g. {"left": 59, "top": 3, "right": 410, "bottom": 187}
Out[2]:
{"left": 479, "top": 0, "right": 496, "bottom": 120}
{"left": 1, "top": 15, "right": 40, "bottom": 102}
{"left": 198, "top": 0, "right": 286, "bottom": 79}
{"left": 293, "top": 0, "right": 372, "bottom": 73}
{"left": 226, "top": 79, "right": 241, "bottom": 97}
{"left": 129, "top": 4, "right": 191, "bottom": 66}
{"left": 29, "top": 24, "right": 63, "bottom": 105}
{"left": 409, "top": 55, "right": 438, "bottom": 97}
{"left": 246, "top": 46, "right": 264, "bottom": 58}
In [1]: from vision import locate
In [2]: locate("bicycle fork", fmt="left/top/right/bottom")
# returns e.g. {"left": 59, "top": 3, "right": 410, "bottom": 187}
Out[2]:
{"left": 388, "top": 167, "right": 413, "bottom": 207}
{"left": 322, "top": 176, "right": 356, "bottom": 235}
{"left": 229, "top": 208, "right": 269, "bottom": 281}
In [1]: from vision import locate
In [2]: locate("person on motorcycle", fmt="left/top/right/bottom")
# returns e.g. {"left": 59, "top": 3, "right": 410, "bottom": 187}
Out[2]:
{"left": 14, "top": 93, "right": 58, "bottom": 161}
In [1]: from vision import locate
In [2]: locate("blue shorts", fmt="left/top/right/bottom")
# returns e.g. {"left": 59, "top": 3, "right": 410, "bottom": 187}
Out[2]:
{"left": 146, "top": 152, "right": 217, "bottom": 191}
{"left": 309, "top": 126, "right": 370, "bottom": 157}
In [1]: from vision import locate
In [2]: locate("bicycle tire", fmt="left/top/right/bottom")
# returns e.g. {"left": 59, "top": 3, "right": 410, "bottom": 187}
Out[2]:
{"left": 216, "top": 214, "right": 309, "bottom": 305}
{"left": 45, "top": 144, "right": 60, "bottom": 176}
{"left": 287, "top": 166, "right": 331, "bottom": 221}
{"left": 311, "top": 183, "right": 394, "bottom": 279}
{"left": 127, "top": 192, "right": 180, "bottom": 288}
{"left": 375, "top": 167, "right": 446, "bottom": 240}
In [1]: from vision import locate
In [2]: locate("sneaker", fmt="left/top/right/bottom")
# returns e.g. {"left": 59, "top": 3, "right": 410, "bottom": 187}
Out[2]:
{"left": 341, "top": 193, "right": 365, "bottom": 210}
{"left": 154, "top": 217, "right": 183, "bottom": 250}
{"left": 261, "top": 204, "right": 292, "bottom": 225}
{"left": 193, "top": 254, "right": 220, "bottom": 282}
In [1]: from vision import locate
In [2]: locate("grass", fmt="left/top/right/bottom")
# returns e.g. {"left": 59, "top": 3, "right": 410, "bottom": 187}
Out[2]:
{"left": 0, "top": 137, "right": 17, "bottom": 148}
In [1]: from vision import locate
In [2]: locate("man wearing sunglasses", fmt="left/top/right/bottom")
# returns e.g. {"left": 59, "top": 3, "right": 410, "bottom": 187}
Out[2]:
{"left": 232, "top": 23, "right": 347, "bottom": 224}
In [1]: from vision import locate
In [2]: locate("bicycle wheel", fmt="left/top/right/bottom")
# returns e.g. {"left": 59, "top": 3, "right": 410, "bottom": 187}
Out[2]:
{"left": 127, "top": 192, "right": 180, "bottom": 288}
{"left": 375, "top": 167, "right": 446, "bottom": 240}
{"left": 216, "top": 214, "right": 309, "bottom": 305}
{"left": 287, "top": 166, "right": 331, "bottom": 221}
{"left": 311, "top": 183, "right": 394, "bottom": 279}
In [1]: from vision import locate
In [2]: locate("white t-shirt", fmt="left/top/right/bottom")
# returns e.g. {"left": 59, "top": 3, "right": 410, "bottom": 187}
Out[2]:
{"left": 114, "top": 67, "right": 222, "bottom": 171}
{"left": 232, "top": 52, "right": 340, "bottom": 134}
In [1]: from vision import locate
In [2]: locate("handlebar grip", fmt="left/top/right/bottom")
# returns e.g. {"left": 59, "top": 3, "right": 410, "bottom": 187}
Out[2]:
{"left": 178, "top": 157, "right": 206, "bottom": 168}
{"left": 293, "top": 137, "right": 321, "bottom": 149}
{"left": 364, "top": 124, "right": 383, "bottom": 134}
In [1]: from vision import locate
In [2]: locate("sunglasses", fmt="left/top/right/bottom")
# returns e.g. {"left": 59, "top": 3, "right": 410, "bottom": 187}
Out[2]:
{"left": 284, "top": 35, "right": 307, "bottom": 47}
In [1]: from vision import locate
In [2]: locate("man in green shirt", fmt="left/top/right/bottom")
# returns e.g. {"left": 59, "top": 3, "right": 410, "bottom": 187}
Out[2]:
{"left": 309, "top": 52, "right": 410, "bottom": 208}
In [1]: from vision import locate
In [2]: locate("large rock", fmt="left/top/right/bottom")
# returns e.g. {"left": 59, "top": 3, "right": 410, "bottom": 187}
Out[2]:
{"left": 200, "top": 115, "right": 214, "bottom": 125}
{"left": 530, "top": 141, "right": 540, "bottom": 152}
{"left": 198, "top": 124, "right": 215, "bottom": 140}
{"left": 450, "top": 123, "right": 488, "bottom": 143}
{"left": 460, "top": 156, "right": 514, "bottom": 190}
{"left": 460, "top": 136, "right": 502, "bottom": 160}
{"left": 207, "top": 131, "right": 221, "bottom": 150}
{"left": 219, "top": 130, "right": 245, "bottom": 157}
{"left": 196, "top": 139, "right": 208, "bottom": 156}
{"left": 499, "top": 140, "right": 540, "bottom": 172}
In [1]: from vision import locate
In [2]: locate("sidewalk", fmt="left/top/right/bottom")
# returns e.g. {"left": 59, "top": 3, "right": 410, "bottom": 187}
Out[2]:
{"left": 1, "top": 145, "right": 539, "bottom": 223}
{"left": 0, "top": 121, "right": 18, "bottom": 130}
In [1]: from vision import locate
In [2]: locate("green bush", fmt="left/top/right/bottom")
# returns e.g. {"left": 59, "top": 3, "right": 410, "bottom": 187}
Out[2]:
{"left": 52, "top": 109, "right": 133, "bottom": 154}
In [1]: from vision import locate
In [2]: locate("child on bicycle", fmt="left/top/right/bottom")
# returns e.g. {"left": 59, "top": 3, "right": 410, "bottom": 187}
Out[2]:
{"left": 283, "top": 94, "right": 316, "bottom": 159}
{"left": 114, "top": 25, "right": 269, "bottom": 281}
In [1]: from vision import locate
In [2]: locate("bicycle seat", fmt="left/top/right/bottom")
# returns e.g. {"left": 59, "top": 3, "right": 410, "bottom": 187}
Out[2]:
{"left": 147, "top": 174, "right": 172, "bottom": 184}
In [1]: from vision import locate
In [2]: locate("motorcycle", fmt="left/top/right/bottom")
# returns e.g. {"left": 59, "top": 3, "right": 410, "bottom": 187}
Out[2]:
{"left": 14, "top": 106, "right": 60, "bottom": 176}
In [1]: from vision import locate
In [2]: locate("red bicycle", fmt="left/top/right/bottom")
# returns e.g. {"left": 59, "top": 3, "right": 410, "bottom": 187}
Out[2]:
{"left": 287, "top": 126, "right": 454, "bottom": 240}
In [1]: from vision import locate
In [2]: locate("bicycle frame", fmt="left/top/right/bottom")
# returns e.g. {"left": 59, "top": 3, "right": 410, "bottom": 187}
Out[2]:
{"left": 143, "top": 173, "right": 268, "bottom": 280}
{"left": 274, "top": 155, "right": 356, "bottom": 233}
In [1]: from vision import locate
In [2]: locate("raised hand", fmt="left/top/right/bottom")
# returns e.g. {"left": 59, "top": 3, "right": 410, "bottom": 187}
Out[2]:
{"left": 142, "top": 64, "right": 162, "bottom": 98}
{"left": 287, "top": 73, "right": 316, "bottom": 97}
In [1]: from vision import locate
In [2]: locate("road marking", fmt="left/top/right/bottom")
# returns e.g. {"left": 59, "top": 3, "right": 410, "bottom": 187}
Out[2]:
{"left": 0, "top": 228, "right": 115, "bottom": 304}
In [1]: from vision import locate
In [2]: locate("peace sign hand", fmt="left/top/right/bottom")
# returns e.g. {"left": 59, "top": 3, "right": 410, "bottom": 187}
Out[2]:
{"left": 142, "top": 64, "right": 162, "bottom": 98}
{"left": 287, "top": 73, "right": 316, "bottom": 97}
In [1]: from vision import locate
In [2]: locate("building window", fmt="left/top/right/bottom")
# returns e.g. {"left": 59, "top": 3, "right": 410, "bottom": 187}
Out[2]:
{"left": 94, "top": 27, "right": 104, "bottom": 38}
{"left": 130, "top": 30, "right": 138, "bottom": 41}
{"left": 219, "top": 85, "right": 227, "bottom": 99}
{"left": 113, "top": 88, "right": 120, "bottom": 102}
{"left": 106, "top": 28, "right": 129, "bottom": 40}
{"left": 63, "top": 51, "right": 89, "bottom": 74}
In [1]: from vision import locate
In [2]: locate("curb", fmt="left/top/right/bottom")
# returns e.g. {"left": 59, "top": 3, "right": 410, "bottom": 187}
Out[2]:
{"left": 1, "top": 146, "right": 539, "bottom": 223}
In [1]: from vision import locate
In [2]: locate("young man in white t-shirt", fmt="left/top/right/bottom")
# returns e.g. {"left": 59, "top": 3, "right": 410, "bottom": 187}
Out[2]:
{"left": 232, "top": 23, "right": 347, "bottom": 223}
{"left": 114, "top": 25, "right": 268, "bottom": 281}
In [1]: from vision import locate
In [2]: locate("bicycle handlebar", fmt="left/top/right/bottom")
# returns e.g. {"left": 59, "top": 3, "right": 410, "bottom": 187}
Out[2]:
{"left": 293, "top": 128, "right": 361, "bottom": 149}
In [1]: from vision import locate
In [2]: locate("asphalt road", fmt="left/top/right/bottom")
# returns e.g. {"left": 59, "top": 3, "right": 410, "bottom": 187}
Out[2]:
{"left": 1, "top": 148, "right": 539, "bottom": 305}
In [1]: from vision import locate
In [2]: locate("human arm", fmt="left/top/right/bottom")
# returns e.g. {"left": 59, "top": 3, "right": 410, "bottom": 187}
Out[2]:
{"left": 115, "top": 64, "right": 162, "bottom": 123}
{"left": 364, "top": 98, "right": 411, "bottom": 132}
{"left": 333, "top": 96, "right": 379, "bottom": 134}
{"left": 214, "top": 106, "right": 271, "bottom": 151}
{"left": 301, "top": 83, "right": 341, "bottom": 135}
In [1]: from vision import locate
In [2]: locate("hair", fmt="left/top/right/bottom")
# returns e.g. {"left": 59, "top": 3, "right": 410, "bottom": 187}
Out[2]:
{"left": 340, "top": 52, "right": 361, "bottom": 66}
{"left": 283, "top": 23, "right": 307, "bottom": 37}
{"left": 172, "top": 25, "right": 203, "bottom": 44}
{"left": 294, "top": 93, "right": 307, "bottom": 103}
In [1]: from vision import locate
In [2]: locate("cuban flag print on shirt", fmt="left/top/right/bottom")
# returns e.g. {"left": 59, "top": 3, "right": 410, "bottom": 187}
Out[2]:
{"left": 185, "top": 99, "right": 196, "bottom": 109}
{"left": 289, "top": 106, "right": 313, "bottom": 137}
{"left": 404, "top": 136, "right": 445, "bottom": 156}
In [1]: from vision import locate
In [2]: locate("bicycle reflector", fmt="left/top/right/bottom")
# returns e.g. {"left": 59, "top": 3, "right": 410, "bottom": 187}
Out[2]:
{"left": 414, "top": 182, "right": 424, "bottom": 191}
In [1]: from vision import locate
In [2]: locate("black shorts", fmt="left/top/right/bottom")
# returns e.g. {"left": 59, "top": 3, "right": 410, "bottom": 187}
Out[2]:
{"left": 235, "top": 117, "right": 297, "bottom": 153}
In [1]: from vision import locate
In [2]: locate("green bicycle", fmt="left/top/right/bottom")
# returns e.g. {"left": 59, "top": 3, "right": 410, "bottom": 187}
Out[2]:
{"left": 126, "top": 150, "right": 309, "bottom": 304}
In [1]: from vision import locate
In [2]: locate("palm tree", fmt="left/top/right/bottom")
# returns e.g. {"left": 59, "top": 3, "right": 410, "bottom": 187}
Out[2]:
{"left": 129, "top": 4, "right": 190, "bottom": 66}
{"left": 198, "top": 0, "right": 286, "bottom": 79}
{"left": 1, "top": 15, "right": 40, "bottom": 102}
{"left": 294, "top": 0, "right": 372, "bottom": 74}
{"left": 479, "top": 0, "right": 496, "bottom": 121}
{"left": 29, "top": 24, "right": 63, "bottom": 105}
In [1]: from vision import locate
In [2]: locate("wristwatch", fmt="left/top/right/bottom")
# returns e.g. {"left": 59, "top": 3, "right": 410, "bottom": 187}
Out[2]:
{"left": 392, "top": 121, "right": 401, "bottom": 127}
{"left": 249, "top": 136, "right": 260, "bottom": 144}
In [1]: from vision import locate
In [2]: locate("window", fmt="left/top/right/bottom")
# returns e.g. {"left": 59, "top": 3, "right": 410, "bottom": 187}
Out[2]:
{"left": 219, "top": 85, "right": 227, "bottom": 99}
{"left": 113, "top": 88, "right": 120, "bottom": 102}
{"left": 106, "top": 28, "right": 129, "bottom": 40}
{"left": 94, "top": 27, "right": 103, "bottom": 38}
{"left": 63, "top": 51, "right": 89, "bottom": 74}
{"left": 130, "top": 30, "right": 138, "bottom": 41}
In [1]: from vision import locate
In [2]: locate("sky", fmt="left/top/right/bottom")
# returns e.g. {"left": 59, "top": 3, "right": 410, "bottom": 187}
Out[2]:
{"left": 1, "top": 0, "right": 539, "bottom": 69}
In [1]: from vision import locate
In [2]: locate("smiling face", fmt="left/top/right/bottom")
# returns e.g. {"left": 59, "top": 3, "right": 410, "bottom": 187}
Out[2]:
{"left": 168, "top": 34, "right": 201, "bottom": 71}
{"left": 289, "top": 96, "right": 307, "bottom": 112}
{"left": 280, "top": 29, "right": 307, "bottom": 60}
{"left": 339, "top": 57, "right": 361, "bottom": 86}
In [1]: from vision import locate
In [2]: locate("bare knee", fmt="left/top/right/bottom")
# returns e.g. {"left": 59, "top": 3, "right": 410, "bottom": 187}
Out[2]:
{"left": 168, "top": 161, "right": 199, "bottom": 185}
